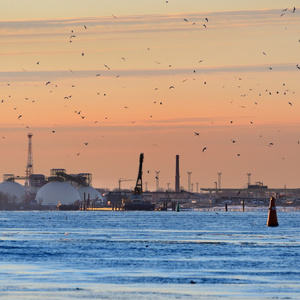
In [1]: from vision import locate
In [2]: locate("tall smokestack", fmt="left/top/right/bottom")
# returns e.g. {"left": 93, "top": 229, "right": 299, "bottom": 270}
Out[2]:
{"left": 175, "top": 155, "right": 180, "bottom": 193}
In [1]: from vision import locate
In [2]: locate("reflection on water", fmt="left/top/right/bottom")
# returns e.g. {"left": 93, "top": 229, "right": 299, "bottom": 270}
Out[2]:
{"left": 0, "top": 211, "right": 300, "bottom": 299}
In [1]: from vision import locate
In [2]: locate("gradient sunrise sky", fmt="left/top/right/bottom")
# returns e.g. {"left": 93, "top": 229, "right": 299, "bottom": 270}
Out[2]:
{"left": 0, "top": 0, "right": 299, "bottom": 191}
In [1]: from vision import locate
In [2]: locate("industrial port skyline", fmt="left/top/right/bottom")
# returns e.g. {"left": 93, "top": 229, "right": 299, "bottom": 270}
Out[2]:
{"left": 0, "top": 1, "right": 299, "bottom": 191}
{"left": 2, "top": 132, "right": 299, "bottom": 193}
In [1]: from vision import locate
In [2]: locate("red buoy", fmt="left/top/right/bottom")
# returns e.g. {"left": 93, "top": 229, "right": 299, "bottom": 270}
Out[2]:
{"left": 267, "top": 196, "right": 279, "bottom": 227}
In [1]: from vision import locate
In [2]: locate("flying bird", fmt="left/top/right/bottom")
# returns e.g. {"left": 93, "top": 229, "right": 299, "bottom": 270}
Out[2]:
{"left": 288, "top": 102, "right": 292, "bottom": 106}
{"left": 194, "top": 132, "right": 200, "bottom": 136}
{"left": 46, "top": 81, "right": 51, "bottom": 85}
{"left": 104, "top": 64, "right": 111, "bottom": 70}
{"left": 84, "top": 142, "right": 89, "bottom": 145}
{"left": 18, "top": 115, "right": 22, "bottom": 119}
{"left": 202, "top": 147, "right": 207, "bottom": 152}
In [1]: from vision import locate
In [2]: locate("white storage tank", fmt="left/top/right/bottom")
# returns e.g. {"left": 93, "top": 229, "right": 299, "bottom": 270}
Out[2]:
{"left": 35, "top": 182, "right": 80, "bottom": 206}
{"left": 0, "top": 181, "right": 26, "bottom": 203}
{"left": 77, "top": 186, "right": 103, "bottom": 203}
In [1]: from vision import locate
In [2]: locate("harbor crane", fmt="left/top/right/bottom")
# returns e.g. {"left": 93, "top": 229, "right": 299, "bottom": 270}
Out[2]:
{"left": 118, "top": 178, "right": 135, "bottom": 190}
{"left": 133, "top": 153, "right": 144, "bottom": 195}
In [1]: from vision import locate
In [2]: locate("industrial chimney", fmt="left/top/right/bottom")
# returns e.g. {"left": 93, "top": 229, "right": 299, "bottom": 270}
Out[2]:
{"left": 175, "top": 155, "right": 180, "bottom": 193}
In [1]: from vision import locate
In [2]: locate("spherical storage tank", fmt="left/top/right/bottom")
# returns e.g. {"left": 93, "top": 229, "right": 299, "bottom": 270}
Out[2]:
{"left": 0, "top": 181, "right": 26, "bottom": 203}
{"left": 35, "top": 182, "right": 80, "bottom": 206}
{"left": 77, "top": 186, "right": 103, "bottom": 202}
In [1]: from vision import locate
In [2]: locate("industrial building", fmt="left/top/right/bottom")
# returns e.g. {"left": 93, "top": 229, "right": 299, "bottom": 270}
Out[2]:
{"left": 0, "top": 133, "right": 300, "bottom": 210}
{"left": 0, "top": 134, "right": 103, "bottom": 210}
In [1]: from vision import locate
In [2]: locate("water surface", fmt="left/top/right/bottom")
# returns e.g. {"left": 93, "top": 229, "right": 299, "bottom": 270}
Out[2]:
{"left": 0, "top": 211, "right": 299, "bottom": 299}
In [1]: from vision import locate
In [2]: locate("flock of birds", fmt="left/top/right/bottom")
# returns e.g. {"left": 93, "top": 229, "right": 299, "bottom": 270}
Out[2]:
{"left": 1, "top": 5, "right": 299, "bottom": 178}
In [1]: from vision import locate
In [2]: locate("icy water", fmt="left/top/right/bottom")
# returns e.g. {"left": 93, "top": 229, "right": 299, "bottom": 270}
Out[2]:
{"left": 0, "top": 211, "right": 300, "bottom": 300}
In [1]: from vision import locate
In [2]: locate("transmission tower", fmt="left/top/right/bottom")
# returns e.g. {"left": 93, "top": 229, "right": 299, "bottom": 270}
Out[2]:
{"left": 187, "top": 171, "right": 192, "bottom": 192}
{"left": 247, "top": 173, "right": 251, "bottom": 187}
{"left": 217, "top": 172, "right": 222, "bottom": 189}
{"left": 25, "top": 133, "right": 34, "bottom": 187}
{"left": 155, "top": 171, "right": 160, "bottom": 191}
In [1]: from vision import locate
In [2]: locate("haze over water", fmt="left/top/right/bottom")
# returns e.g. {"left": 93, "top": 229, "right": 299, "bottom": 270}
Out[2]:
{"left": 1, "top": 210, "right": 300, "bottom": 299}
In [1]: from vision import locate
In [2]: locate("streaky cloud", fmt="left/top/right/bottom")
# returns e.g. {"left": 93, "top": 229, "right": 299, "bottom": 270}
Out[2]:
{"left": 0, "top": 63, "right": 297, "bottom": 82}
{"left": 0, "top": 8, "right": 298, "bottom": 38}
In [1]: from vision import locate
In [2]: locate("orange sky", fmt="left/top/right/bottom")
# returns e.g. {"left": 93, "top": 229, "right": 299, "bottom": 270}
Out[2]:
{"left": 0, "top": 2, "right": 299, "bottom": 191}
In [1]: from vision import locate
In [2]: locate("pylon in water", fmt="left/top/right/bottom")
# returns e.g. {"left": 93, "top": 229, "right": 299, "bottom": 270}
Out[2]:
{"left": 267, "top": 196, "right": 279, "bottom": 227}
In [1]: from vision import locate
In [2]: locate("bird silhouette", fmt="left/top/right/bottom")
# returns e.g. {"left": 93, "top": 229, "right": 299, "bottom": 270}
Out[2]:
{"left": 202, "top": 147, "right": 207, "bottom": 152}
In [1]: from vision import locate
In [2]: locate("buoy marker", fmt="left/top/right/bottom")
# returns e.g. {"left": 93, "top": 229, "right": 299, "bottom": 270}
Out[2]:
{"left": 267, "top": 196, "right": 279, "bottom": 227}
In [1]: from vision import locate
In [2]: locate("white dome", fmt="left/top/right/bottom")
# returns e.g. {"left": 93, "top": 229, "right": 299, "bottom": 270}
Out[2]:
{"left": 77, "top": 186, "right": 103, "bottom": 202}
{"left": 35, "top": 182, "right": 80, "bottom": 206}
{"left": 0, "top": 181, "right": 26, "bottom": 203}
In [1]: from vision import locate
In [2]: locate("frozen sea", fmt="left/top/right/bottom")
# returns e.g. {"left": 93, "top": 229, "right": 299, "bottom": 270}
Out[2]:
{"left": 0, "top": 210, "right": 299, "bottom": 299}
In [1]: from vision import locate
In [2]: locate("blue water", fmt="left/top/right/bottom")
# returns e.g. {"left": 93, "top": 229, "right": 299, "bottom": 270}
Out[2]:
{"left": 0, "top": 211, "right": 300, "bottom": 299}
